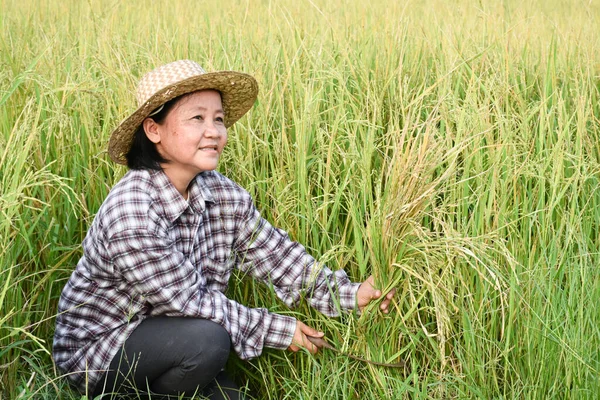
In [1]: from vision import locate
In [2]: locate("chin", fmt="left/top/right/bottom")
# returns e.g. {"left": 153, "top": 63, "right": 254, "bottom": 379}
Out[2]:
{"left": 196, "top": 163, "right": 219, "bottom": 172}
{"left": 191, "top": 157, "right": 220, "bottom": 173}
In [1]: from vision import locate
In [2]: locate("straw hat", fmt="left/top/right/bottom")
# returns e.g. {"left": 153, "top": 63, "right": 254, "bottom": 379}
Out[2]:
{"left": 108, "top": 60, "right": 258, "bottom": 164}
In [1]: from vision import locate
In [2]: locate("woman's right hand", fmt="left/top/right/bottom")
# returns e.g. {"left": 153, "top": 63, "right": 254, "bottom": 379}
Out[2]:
{"left": 287, "top": 320, "right": 324, "bottom": 354}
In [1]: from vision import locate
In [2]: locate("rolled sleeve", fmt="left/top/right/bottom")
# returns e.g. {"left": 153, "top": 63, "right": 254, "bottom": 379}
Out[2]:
{"left": 262, "top": 313, "right": 296, "bottom": 349}
{"left": 337, "top": 277, "right": 361, "bottom": 311}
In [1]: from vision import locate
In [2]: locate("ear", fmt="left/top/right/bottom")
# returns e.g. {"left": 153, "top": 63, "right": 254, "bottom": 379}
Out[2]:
{"left": 143, "top": 118, "right": 161, "bottom": 144}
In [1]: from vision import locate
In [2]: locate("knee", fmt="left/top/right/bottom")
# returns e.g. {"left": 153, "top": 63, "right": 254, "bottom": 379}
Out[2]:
{"left": 188, "top": 321, "right": 231, "bottom": 368}
{"left": 206, "top": 321, "right": 231, "bottom": 359}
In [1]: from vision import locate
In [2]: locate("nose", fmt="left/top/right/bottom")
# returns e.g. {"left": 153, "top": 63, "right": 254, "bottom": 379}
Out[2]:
{"left": 204, "top": 119, "right": 220, "bottom": 138}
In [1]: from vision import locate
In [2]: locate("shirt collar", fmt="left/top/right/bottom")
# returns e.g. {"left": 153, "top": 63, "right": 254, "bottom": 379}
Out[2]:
{"left": 149, "top": 169, "right": 215, "bottom": 222}
{"left": 188, "top": 172, "right": 215, "bottom": 214}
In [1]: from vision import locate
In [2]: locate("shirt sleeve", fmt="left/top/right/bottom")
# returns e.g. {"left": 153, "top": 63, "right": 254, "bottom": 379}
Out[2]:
{"left": 109, "top": 229, "right": 296, "bottom": 358}
{"left": 233, "top": 198, "right": 360, "bottom": 316}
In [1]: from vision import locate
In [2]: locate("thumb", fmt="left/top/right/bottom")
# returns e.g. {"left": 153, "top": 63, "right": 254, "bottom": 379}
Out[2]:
{"left": 300, "top": 323, "right": 324, "bottom": 338}
{"left": 368, "top": 276, "right": 381, "bottom": 299}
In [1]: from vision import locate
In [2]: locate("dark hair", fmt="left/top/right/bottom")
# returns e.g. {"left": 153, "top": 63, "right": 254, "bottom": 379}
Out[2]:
{"left": 126, "top": 96, "right": 182, "bottom": 170}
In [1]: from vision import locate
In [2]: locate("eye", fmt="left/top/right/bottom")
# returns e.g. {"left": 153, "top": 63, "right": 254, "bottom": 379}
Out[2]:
{"left": 216, "top": 116, "right": 224, "bottom": 123}
{"left": 193, "top": 115, "right": 204, "bottom": 121}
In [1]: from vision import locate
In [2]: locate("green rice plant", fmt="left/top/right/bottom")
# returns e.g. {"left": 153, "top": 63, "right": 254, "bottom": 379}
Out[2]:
{"left": 1, "top": 0, "right": 600, "bottom": 398}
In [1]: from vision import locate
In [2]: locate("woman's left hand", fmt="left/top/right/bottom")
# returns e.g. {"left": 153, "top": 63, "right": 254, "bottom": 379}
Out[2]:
{"left": 356, "top": 275, "right": 396, "bottom": 313}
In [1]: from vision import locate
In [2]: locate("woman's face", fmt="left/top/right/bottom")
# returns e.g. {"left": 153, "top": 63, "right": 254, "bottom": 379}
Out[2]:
{"left": 150, "top": 90, "right": 227, "bottom": 179}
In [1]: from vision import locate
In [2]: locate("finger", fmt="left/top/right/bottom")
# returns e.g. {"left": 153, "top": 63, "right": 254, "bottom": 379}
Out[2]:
{"left": 362, "top": 288, "right": 380, "bottom": 304}
{"left": 380, "top": 298, "right": 391, "bottom": 313}
{"left": 360, "top": 289, "right": 377, "bottom": 306}
{"left": 382, "top": 292, "right": 397, "bottom": 312}
{"left": 386, "top": 288, "right": 397, "bottom": 299}
{"left": 301, "top": 334, "right": 318, "bottom": 354}
{"left": 289, "top": 344, "right": 300, "bottom": 352}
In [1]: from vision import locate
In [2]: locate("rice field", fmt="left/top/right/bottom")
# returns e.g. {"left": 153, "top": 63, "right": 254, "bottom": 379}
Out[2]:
{"left": 1, "top": 0, "right": 600, "bottom": 398}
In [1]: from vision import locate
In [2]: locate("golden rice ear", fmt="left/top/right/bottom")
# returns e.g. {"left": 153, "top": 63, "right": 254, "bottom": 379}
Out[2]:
{"left": 108, "top": 60, "right": 258, "bottom": 165}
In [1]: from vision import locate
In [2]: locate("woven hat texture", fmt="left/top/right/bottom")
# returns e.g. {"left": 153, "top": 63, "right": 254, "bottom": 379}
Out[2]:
{"left": 108, "top": 60, "right": 258, "bottom": 164}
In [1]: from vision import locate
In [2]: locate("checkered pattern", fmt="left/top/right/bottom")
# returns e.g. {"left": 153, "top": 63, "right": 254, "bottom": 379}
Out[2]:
{"left": 136, "top": 60, "right": 207, "bottom": 106}
{"left": 53, "top": 169, "right": 360, "bottom": 393}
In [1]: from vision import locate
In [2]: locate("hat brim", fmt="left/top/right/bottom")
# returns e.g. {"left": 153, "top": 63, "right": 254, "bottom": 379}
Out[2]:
{"left": 108, "top": 71, "right": 258, "bottom": 165}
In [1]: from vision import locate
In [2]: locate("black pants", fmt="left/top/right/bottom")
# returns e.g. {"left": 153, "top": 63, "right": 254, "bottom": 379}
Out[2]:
{"left": 92, "top": 317, "right": 245, "bottom": 399}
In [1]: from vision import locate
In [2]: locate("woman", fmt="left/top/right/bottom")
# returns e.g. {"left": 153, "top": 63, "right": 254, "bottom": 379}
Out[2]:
{"left": 53, "top": 60, "right": 395, "bottom": 399}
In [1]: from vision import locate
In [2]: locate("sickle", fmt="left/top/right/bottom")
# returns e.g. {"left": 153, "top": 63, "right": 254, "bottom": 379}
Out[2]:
{"left": 306, "top": 336, "right": 406, "bottom": 369}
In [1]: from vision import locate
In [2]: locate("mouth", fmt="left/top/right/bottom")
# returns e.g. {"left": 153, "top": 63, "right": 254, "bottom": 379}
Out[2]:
{"left": 199, "top": 145, "right": 219, "bottom": 152}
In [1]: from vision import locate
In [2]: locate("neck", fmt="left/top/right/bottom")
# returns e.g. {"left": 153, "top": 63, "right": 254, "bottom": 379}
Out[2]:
{"left": 160, "top": 166, "right": 195, "bottom": 200}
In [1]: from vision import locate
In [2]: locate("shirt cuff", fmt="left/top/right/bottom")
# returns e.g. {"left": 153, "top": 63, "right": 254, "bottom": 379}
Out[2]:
{"left": 263, "top": 312, "right": 296, "bottom": 350}
{"left": 338, "top": 281, "right": 361, "bottom": 311}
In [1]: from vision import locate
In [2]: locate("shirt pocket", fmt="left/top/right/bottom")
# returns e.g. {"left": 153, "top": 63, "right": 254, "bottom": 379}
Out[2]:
{"left": 201, "top": 256, "right": 234, "bottom": 293}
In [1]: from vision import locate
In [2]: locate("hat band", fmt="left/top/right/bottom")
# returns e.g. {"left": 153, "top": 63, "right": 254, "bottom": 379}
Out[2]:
{"left": 148, "top": 104, "right": 165, "bottom": 117}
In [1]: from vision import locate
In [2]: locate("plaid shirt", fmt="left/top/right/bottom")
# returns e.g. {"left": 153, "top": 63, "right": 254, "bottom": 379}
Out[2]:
{"left": 53, "top": 169, "right": 359, "bottom": 393}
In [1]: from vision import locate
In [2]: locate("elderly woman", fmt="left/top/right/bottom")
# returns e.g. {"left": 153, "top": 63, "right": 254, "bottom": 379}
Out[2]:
{"left": 53, "top": 60, "right": 395, "bottom": 399}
